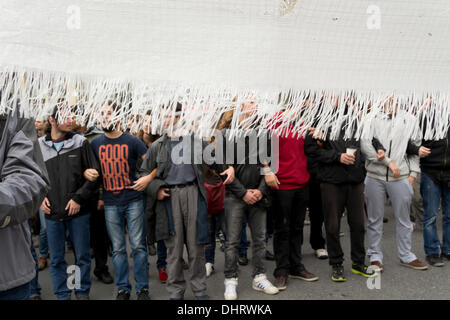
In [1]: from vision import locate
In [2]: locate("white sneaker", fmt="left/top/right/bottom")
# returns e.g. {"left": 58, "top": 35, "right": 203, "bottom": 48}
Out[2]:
{"left": 252, "top": 274, "right": 279, "bottom": 295}
{"left": 315, "top": 249, "right": 329, "bottom": 260}
{"left": 205, "top": 263, "right": 214, "bottom": 277}
{"left": 224, "top": 278, "right": 238, "bottom": 300}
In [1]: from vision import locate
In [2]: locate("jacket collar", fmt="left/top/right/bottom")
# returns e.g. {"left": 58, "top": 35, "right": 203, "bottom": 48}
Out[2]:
{"left": 43, "top": 131, "right": 75, "bottom": 149}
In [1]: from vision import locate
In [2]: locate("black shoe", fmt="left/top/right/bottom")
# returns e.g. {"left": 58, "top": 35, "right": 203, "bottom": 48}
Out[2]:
{"left": 96, "top": 271, "right": 114, "bottom": 284}
{"left": 137, "top": 288, "right": 151, "bottom": 300}
{"left": 116, "top": 290, "right": 130, "bottom": 300}
{"left": 195, "top": 295, "right": 209, "bottom": 300}
{"left": 351, "top": 262, "right": 377, "bottom": 277}
{"left": 383, "top": 218, "right": 388, "bottom": 223}
{"left": 426, "top": 254, "right": 445, "bottom": 267}
{"left": 331, "top": 264, "right": 346, "bottom": 282}
{"left": 265, "top": 250, "right": 275, "bottom": 261}
{"left": 442, "top": 253, "right": 450, "bottom": 261}
{"left": 238, "top": 253, "right": 249, "bottom": 266}
{"left": 148, "top": 243, "right": 156, "bottom": 256}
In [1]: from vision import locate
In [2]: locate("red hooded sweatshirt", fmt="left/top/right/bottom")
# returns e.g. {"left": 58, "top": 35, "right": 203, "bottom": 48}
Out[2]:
{"left": 270, "top": 113, "right": 310, "bottom": 190}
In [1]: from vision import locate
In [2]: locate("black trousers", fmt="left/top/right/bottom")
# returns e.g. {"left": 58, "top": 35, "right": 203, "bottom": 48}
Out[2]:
{"left": 90, "top": 208, "right": 110, "bottom": 276}
{"left": 320, "top": 182, "right": 366, "bottom": 266}
{"left": 308, "top": 176, "right": 326, "bottom": 250}
{"left": 271, "top": 186, "right": 308, "bottom": 277}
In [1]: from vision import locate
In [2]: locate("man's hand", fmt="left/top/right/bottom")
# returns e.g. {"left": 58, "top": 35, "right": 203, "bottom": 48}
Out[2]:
{"left": 418, "top": 146, "right": 431, "bottom": 158}
{"left": 65, "top": 199, "right": 81, "bottom": 216}
{"left": 220, "top": 166, "right": 235, "bottom": 185}
{"left": 377, "top": 149, "right": 385, "bottom": 162}
{"left": 157, "top": 188, "right": 170, "bottom": 200}
{"left": 83, "top": 169, "right": 99, "bottom": 182}
{"left": 264, "top": 173, "right": 280, "bottom": 190}
{"left": 126, "top": 176, "right": 151, "bottom": 192}
{"left": 97, "top": 200, "right": 104, "bottom": 211}
{"left": 249, "top": 189, "right": 263, "bottom": 202}
{"left": 40, "top": 197, "right": 51, "bottom": 215}
{"left": 408, "top": 176, "right": 416, "bottom": 188}
{"left": 340, "top": 153, "right": 355, "bottom": 165}
{"left": 388, "top": 161, "right": 400, "bottom": 178}
{"left": 243, "top": 190, "right": 259, "bottom": 205}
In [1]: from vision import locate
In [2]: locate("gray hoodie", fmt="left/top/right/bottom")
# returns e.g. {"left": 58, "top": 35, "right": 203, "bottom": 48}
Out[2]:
{"left": 361, "top": 110, "right": 421, "bottom": 182}
{"left": 0, "top": 105, "right": 49, "bottom": 292}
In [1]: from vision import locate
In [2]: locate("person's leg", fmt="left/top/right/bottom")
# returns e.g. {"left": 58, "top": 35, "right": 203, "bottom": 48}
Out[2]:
{"left": 205, "top": 214, "right": 216, "bottom": 264}
{"left": 364, "top": 177, "right": 387, "bottom": 264}
{"left": 321, "top": 183, "right": 346, "bottom": 266}
{"left": 38, "top": 209, "right": 49, "bottom": 259}
{"left": 91, "top": 207, "right": 109, "bottom": 277}
{"left": 165, "top": 189, "right": 187, "bottom": 299}
{"left": 288, "top": 187, "right": 308, "bottom": 274}
{"left": 411, "top": 175, "right": 424, "bottom": 229}
{"left": 46, "top": 219, "right": 71, "bottom": 300}
{"left": 386, "top": 179, "right": 417, "bottom": 263}
{"left": 224, "top": 196, "right": 246, "bottom": 278}
{"left": 29, "top": 219, "right": 41, "bottom": 299}
{"left": 67, "top": 213, "right": 92, "bottom": 298}
{"left": 156, "top": 240, "right": 167, "bottom": 270}
{"left": 442, "top": 185, "right": 450, "bottom": 256}
{"left": 272, "top": 189, "right": 294, "bottom": 277}
{"left": 104, "top": 205, "right": 131, "bottom": 292}
{"left": 0, "top": 281, "right": 31, "bottom": 300}
{"left": 238, "top": 217, "right": 248, "bottom": 256}
{"left": 247, "top": 206, "right": 267, "bottom": 278}
{"left": 420, "top": 172, "right": 443, "bottom": 255}
{"left": 125, "top": 200, "right": 149, "bottom": 293}
{"left": 345, "top": 183, "right": 366, "bottom": 265}
{"left": 309, "top": 177, "right": 326, "bottom": 251}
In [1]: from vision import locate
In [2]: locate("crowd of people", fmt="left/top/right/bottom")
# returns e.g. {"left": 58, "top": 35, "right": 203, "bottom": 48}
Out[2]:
{"left": 0, "top": 96, "right": 449, "bottom": 301}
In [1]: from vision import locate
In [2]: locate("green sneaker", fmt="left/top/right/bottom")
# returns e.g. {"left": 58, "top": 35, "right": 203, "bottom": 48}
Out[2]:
{"left": 351, "top": 262, "right": 377, "bottom": 278}
{"left": 331, "top": 264, "right": 346, "bottom": 282}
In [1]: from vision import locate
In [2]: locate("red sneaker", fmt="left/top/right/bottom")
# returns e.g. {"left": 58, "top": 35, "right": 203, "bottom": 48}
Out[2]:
{"left": 158, "top": 268, "right": 168, "bottom": 283}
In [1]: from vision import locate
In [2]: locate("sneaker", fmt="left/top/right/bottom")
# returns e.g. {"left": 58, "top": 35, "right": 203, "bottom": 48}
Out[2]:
{"left": 289, "top": 269, "right": 319, "bottom": 282}
{"left": 158, "top": 268, "right": 168, "bottom": 283}
{"left": 96, "top": 271, "right": 113, "bottom": 284}
{"left": 400, "top": 259, "right": 429, "bottom": 270}
{"left": 274, "top": 275, "right": 287, "bottom": 291}
{"left": 137, "top": 288, "right": 151, "bottom": 300}
{"left": 265, "top": 250, "right": 275, "bottom": 261}
{"left": 315, "top": 249, "right": 328, "bottom": 260}
{"left": 38, "top": 257, "right": 47, "bottom": 271}
{"left": 238, "top": 253, "right": 249, "bottom": 266}
{"left": 224, "top": 278, "right": 238, "bottom": 300}
{"left": 116, "top": 290, "right": 130, "bottom": 300}
{"left": 331, "top": 264, "right": 346, "bottom": 282}
{"left": 351, "top": 262, "right": 377, "bottom": 278}
{"left": 368, "top": 261, "right": 384, "bottom": 273}
{"left": 426, "top": 254, "right": 444, "bottom": 267}
{"left": 205, "top": 263, "right": 215, "bottom": 277}
{"left": 252, "top": 274, "right": 279, "bottom": 295}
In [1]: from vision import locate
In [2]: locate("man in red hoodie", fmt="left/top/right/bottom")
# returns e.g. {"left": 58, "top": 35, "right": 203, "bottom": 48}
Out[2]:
{"left": 264, "top": 110, "right": 318, "bottom": 291}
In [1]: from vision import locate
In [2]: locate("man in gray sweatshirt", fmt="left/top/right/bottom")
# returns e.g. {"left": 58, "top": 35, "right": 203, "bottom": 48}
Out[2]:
{"left": 0, "top": 103, "right": 49, "bottom": 300}
{"left": 361, "top": 106, "right": 428, "bottom": 272}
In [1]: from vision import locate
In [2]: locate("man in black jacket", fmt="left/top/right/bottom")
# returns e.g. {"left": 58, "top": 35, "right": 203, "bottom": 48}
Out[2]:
{"left": 304, "top": 124, "right": 377, "bottom": 282}
{"left": 39, "top": 106, "right": 100, "bottom": 300}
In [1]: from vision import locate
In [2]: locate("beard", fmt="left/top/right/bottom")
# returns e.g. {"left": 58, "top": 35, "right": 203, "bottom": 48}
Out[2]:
{"left": 102, "top": 125, "right": 114, "bottom": 132}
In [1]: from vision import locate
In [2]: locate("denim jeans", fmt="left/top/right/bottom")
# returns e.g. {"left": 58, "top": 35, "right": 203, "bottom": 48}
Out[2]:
{"left": 29, "top": 219, "right": 41, "bottom": 298}
{"left": 46, "top": 213, "right": 91, "bottom": 300}
{"left": 104, "top": 200, "right": 148, "bottom": 293}
{"left": 0, "top": 281, "right": 31, "bottom": 300}
{"left": 156, "top": 240, "right": 167, "bottom": 270}
{"left": 421, "top": 172, "right": 450, "bottom": 255}
{"left": 39, "top": 209, "right": 49, "bottom": 259}
{"left": 205, "top": 212, "right": 224, "bottom": 264}
{"left": 238, "top": 216, "right": 248, "bottom": 255}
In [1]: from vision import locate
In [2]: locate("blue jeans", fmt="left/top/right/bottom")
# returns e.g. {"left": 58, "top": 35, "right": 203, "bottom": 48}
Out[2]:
{"left": 46, "top": 213, "right": 91, "bottom": 300}
{"left": 29, "top": 219, "right": 41, "bottom": 298}
{"left": 421, "top": 172, "right": 450, "bottom": 255}
{"left": 156, "top": 240, "right": 167, "bottom": 270}
{"left": 104, "top": 200, "right": 148, "bottom": 293}
{"left": 238, "top": 216, "right": 247, "bottom": 255}
{"left": 0, "top": 281, "right": 31, "bottom": 300}
{"left": 39, "top": 209, "right": 49, "bottom": 258}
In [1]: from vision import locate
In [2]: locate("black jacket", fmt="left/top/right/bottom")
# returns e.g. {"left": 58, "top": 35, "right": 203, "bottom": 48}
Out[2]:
{"left": 39, "top": 132, "right": 100, "bottom": 221}
{"left": 304, "top": 128, "right": 366, "bottom": 184}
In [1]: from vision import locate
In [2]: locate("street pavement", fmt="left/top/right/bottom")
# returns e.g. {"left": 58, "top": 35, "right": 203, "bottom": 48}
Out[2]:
{"left": 35, "top": 205, "right": 450, "bottom": 300}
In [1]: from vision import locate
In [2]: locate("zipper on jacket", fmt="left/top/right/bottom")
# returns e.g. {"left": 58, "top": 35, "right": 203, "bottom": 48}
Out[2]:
{"left": 442, "top": 135, "right": 449, "bottom": 179}
{"left": 386, "top": 140, "right": 392, "bottom": 182}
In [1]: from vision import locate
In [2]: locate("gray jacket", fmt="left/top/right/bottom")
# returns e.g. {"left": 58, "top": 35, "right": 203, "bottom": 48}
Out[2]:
{"left": 361, "top": 110, "right": 421, "bottom": 181}
{"left": 0, "top": 106, "right": 49, "bottom": 291}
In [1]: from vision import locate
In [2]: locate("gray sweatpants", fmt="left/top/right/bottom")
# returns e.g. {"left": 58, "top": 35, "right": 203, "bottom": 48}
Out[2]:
{"left": 365, "top": 176, "right": 417, "bottom": 264}
{"left": 164, "top": 184, "right": 207, "bottom": 299}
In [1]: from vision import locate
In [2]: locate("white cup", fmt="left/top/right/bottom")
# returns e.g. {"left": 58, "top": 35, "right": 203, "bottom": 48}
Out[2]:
{"left": 346, "top": 148, "right": 357, "bottom": 155}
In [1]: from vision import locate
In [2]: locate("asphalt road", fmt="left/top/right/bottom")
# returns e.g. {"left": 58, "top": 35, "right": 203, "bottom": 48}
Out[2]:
{"left": 34, "top": 205, "right": 450, "bottom": 300}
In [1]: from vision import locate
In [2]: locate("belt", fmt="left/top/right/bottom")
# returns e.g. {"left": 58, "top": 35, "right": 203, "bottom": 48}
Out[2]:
{"left": 166, "top": 181, "right": 196, "bottom": 189}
